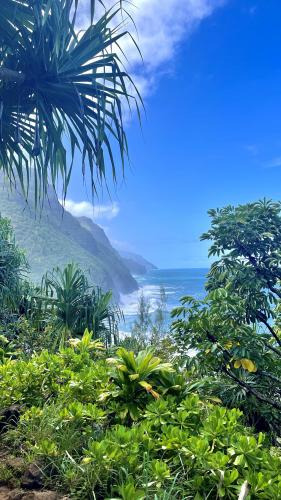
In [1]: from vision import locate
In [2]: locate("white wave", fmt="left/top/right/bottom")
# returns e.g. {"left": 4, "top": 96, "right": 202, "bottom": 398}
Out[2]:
{"left": 120, "top": 284, "right": 163, "bottom": 316}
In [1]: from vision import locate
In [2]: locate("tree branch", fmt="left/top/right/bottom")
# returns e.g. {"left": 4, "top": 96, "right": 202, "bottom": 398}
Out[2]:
{"left": 205, "top": 329, "right": 281, "bottom": 410}
{"left": 263, "top": 339, "right": 281, "bottom": 357}
{"left": 257, "top": 315, "right": 281, "bottom": 348}
{"left": 222, "top": 367, "right": 281, "bottom": 411}
{"left": 259, "top": 371, "right": 281, "bottom": 388}
{"left": 235, "top": 240, "right": 281, "bottom": 299}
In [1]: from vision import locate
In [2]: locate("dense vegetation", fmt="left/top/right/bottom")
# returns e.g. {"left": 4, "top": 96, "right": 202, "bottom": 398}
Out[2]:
{"left": 1, "top": 340, "right": 281, "bottom": 499}
{"left": 1, "top": 2, "right": 281, "bottom": 499}
{"left": 0, "top": 177, "right": 139, "bottom": 297}
{"left": 172, "top": 200, "right": 281, "bottom": 436}
{"left": 1, "top": 200, "right": 281, "bottom": 498}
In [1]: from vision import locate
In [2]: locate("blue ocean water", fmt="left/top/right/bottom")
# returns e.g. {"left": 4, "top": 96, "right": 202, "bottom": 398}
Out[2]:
{"left": 120, "top": 268, "right": 208, "bottom": 334}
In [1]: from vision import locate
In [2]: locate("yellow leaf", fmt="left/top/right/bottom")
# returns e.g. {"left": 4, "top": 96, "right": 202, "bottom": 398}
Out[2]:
{"left": 234, "top": 359, "right": 242, "bottom": 369}
{"left": 224, "top": 341, "right": 233, "bottom": 349}
{"left": 129, "top": 373, "right": 139, "bottom": 381}
{"left": 139, "top": 380, "right": 152, "bottom": 391}
{"left": 68, "top": 338, "right": 80, "bottom": 347}
{"left": 150, "top": 389, "right": 160, "bottom": 399}
{"left": 139, "top": 381, "right": 160, "bottom": 399}
{"left": 241, "top": 358, "right": 257, "bottom": 373}
{"left": 208, "top": 397, "right": 222, "bottom": 404}
{"left": 89, "top": 341, "right": 105, "bottom": 350}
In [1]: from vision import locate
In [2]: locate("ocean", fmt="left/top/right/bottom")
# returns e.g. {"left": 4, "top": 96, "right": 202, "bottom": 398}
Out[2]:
{"left": 120, "top": 268, "right": 208, "bottom": 334}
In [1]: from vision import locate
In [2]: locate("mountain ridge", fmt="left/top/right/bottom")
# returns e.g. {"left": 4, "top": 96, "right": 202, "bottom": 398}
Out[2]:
{"left": 77, "top": 216, "right": 157, "bottom": 276}
{"left": 118, "top": 250, "right": 157, "bottom": 275}
{"left": 0, "top": 180, "right": 156, "bottom": 300}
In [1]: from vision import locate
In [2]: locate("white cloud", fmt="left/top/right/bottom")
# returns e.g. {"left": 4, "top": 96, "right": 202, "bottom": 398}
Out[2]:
{"left": 77, "top": 0, "right": 226, "bottom": 97}
{"left": 265, "top": 157, "right": 281, "bottom": 168}
{"left": 60, "top": 198, "right": 120, "bottom": 220}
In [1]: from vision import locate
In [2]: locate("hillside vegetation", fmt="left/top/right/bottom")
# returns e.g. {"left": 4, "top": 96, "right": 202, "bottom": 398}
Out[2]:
{"left": 0, "top": 181, "right": 139, "bottom": 299}
{"left": 0, "top": 200, "right": 281, "bottom": 498}
{"left": 1, "top": 342, "right": 280, "bottom": 499}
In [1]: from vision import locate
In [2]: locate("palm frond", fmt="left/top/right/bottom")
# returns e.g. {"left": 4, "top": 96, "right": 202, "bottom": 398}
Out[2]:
{"left": 0, "top": 0, "right": 141, "bottom": 203}
{"left": 38, "top": 263, "right": 121, "bottom": 346}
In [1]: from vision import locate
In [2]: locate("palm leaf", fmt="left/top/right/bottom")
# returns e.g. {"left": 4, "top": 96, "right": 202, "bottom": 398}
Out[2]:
{"left": 0, "top": 0, "right": 141, "bottom": 203}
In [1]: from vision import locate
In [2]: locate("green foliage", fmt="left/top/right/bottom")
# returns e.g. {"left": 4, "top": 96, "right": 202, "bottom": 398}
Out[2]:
{"left": 128, "top": 287, "right": 169, "bottom": 351}
{"left": 202, "top": 199, "right": 281, "bottom": 323}
{"left": 1, "top": 200, "right": 281, "bottom": 497}
{"left": 0, "top": 183, "right": 137, "bottom": 295}
{"left": 0, "top": 316, "right": 54, "bottom": 357}
{"left": 68, "top": 328, "right": 105, "bottom": 354}
{"left": 172, "top": 200, "right": 281, "bottom": 433}
{"left": 131, "top": 292, "right": 152, "bottom": 347}
{"left": 0, "top": 333, "right": 15, "bottom": 363}
{"left": 0, "top": 344, "right": 280, "bottom": 498}
{"left": 39, "top": 263, "right": 122, "bottom": 347}
{"left": 0, "top": 0, "right": 141, "bottom": 202}
{"left": 0, "top": 216, "right": 27, "bottom": 314}
{"left": 0, "top": 217, "right": 125, "bottom": 354}
{"left": 106, "top": 348, "right": 174, "bottom": 422}
{"left": 151, "top": 285, "right": 168, "bottom": 344}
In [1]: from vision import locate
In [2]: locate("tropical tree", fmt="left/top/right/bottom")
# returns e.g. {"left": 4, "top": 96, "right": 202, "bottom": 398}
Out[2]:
{"left": 203, "top": 199, "right": 281, "bottom": 323}
{"left": 0, "top": 0, "right": 140, "bottom": 203}
{"left": 151, "top": 285, "right": 168, "bottom": 343}
{"left": 172, "top": 200, "right": 281, "bottom": 434}
{"left": 131, "top": 292, "right": 152, "bottom": 347}
{"left": 0, "top": 216, "right": 27, "bottom": 314}
{"left": 40, "top": 263, "right": 122, "bottom": 346}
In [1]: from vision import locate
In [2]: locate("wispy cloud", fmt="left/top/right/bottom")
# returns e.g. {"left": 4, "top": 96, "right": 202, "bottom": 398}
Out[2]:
{"left": 264, "top": 156, "right": 281, "bottom": 168}
{"left": 60, "top": 199, "right": 120, "bottom": 220}
{"left": 77, "top": 0, "right": 226, "bottom": 97}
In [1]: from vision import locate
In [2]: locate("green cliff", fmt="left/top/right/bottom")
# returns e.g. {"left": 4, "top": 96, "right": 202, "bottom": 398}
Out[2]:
{"left": 0, "top": 182, "right": 138, "bottom": 299}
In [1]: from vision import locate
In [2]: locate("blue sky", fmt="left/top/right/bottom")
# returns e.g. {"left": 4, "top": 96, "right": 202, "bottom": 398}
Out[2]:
{"left": 65, "top": 0, "right": 281, "bottom": 268}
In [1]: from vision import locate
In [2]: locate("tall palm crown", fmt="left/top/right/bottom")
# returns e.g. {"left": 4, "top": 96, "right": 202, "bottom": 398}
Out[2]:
{"left": 0, "top": 0, "right": 139, "bottom": 202}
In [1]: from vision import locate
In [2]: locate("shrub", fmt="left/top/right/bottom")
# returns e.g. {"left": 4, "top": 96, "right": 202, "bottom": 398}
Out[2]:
{"left": 0, "top": 339, "right": 280, "bottom": 498}
{"left": 0, "top": 216, "right": 27, "bottom": 315}
{"left": 0, "top": 317, "right": 55, "bottom": 357}
{"left": 39, "top": 263, "right": 122, "bottom": 347}
{"left": 172, "top": 200, "right": 281, "bottom": 434}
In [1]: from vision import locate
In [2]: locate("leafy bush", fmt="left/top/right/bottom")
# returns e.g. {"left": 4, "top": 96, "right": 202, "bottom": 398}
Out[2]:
{"left": 172, "top": 200, "right": 281, "bottom": 434}
{"left": 39, "top": 263, "right": 122, "bottom": 347}
{"left": 0, "top": 338, "right": 280, "bottom": 498}
{"left": 0, "top": 216, "right": 27, "bottom": 315}
{"left": 0, "top": 317, "right": 55, "bottom": 357}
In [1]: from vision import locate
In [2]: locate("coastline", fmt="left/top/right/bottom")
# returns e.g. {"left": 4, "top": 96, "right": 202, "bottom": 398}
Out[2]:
{"left": 119, "top": 267, "right": 208, "bottom": 333}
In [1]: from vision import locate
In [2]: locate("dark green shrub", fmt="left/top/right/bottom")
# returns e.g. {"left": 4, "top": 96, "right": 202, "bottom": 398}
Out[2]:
{"left": 172, "top": 200, "right": 281, "bottom": 434}
{"left": 0, "top": 340, "right": 280, "bottom": 499}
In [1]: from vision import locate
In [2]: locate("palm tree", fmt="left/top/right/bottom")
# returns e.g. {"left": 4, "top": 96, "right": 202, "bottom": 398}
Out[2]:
{"left": 0, "top": 0, "right": 140, "bottom": 203}
{"left": 41, "top": 263, "right": 122, "bottom": 346}
{"left": 0, "top": 216, "right": 27, "bottom": 315}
